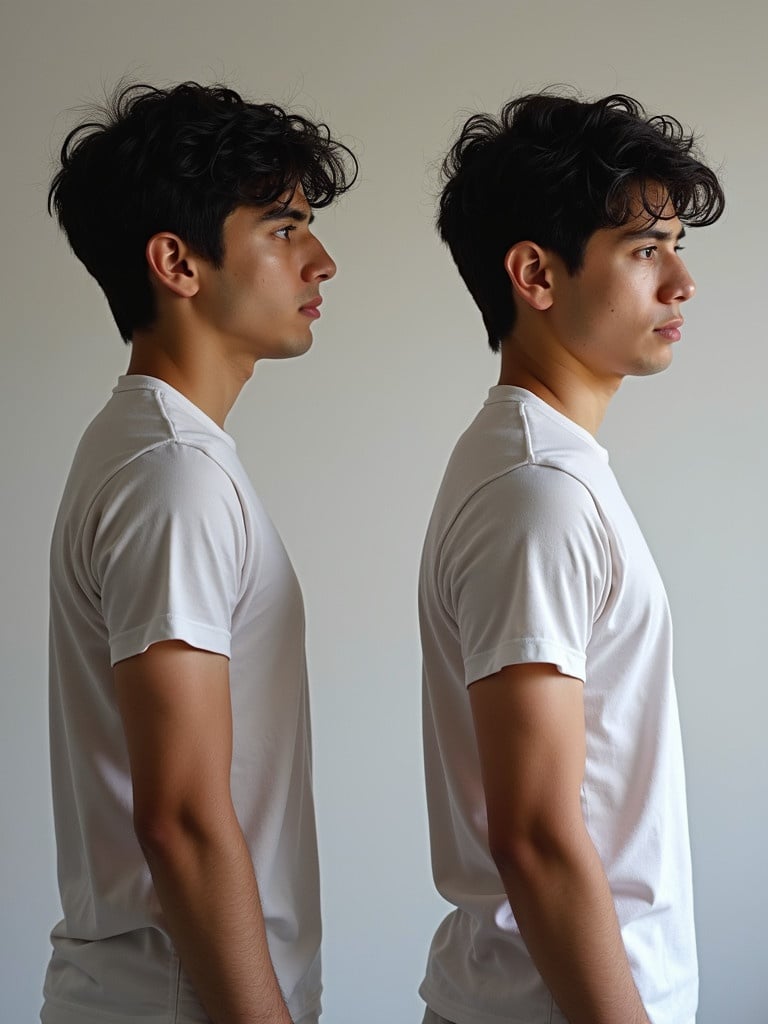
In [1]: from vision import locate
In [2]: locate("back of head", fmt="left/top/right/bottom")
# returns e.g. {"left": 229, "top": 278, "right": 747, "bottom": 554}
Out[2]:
{"left": 437, "top": 90, "right": 725, "bottom": 351}
{"left": 49, "top": 81, "right": 358, "bottom": 340}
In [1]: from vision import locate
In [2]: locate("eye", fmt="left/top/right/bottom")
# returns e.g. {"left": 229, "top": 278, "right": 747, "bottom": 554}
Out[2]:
{"left": 275, "top": 225, "right": 296, "bottom": 240}
{"left": 638, "top": 246, "right": 657, "bottom": 259}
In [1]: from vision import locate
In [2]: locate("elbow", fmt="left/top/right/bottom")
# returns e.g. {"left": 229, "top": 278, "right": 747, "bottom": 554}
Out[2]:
{"left": 132, "top": 807, "right": 187, "bottom": 860}
{"left": 487, "top": 820, "right": 582, "bottom": 889}
{"left": 132, "top": 801, "right": 224, "bottom": 861}
{"left": 487, "top": 828, "right": 537, "bottom": 879}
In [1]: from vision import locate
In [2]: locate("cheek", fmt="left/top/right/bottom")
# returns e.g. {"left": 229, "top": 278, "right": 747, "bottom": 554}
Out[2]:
{"left": 590, "top": 276, "right": 641, "bottom": 327}
{"left": 571, "top": 292, "right": 614, "bottom": 336}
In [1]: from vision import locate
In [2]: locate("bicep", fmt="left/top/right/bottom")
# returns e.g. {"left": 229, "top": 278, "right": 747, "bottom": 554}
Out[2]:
{"left": 469, "top": 663, "right": 587, "bottom": 852}
{"left": 114, "top": 640, "right": 233, "bottom": 828}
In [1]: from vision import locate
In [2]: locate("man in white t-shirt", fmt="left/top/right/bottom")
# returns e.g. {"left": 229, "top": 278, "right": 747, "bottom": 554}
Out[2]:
{"left": 43, "top": 82, "right": 356, "bottom": 1024}
{"left": 419, "top": 92, "right": 724, "bottom": 1024}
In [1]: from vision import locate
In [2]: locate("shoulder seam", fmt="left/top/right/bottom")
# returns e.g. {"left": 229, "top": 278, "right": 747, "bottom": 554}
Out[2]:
{"left": 85, "top": 441, "right": 244, "bottom": 539}
{"left": 518, "top": 401, "right": 536, "bottom": 464}
{"left": 154, "top": 389, "right": 179, "bottom": 441}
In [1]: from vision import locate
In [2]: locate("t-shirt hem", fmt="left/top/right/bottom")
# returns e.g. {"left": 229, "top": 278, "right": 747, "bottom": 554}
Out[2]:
{"left": 289, "top": 990, "right": 323, "bottom": 1023}
{"left": 110, "top": 614, "right": 231, "bottom": 665}
{"left": 42, "top": 990, "right": 323, "bottom": 1024}
{"left": 464, "top": 638, "right": 586, "bottom": 685}
{"left": 42, "top": 996, "right": 172, "bottom": 1024}
{"left": 420, "top": 980, "right": 539, "bottom": 1024}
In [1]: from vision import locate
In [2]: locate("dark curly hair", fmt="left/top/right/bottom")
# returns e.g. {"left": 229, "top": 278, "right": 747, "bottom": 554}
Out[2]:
{"left": 437, "top": 91, "right": 725, "bottom": 352}
{"left": 48, "top": 81, "right": 358, "bottom": 341}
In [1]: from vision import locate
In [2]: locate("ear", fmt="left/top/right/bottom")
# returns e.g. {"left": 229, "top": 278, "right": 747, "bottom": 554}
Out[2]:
{"left": 503, "top": 241, "right": 554, "bottom": 312}
{"left": 145, "top": 233, "right": 201, "bottom": 299}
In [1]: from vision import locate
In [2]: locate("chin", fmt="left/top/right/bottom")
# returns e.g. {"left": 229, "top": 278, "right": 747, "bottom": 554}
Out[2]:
{"left": 292, "top": 334, "right": 314, "bottom": 357}
{"left": 629, "top": 350, "right": 674, "bottom": 377}
{"left": 270, "top": 334, "right": 314, "bottom": 360}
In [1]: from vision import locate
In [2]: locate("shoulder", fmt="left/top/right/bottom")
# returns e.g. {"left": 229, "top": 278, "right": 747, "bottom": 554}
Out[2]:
{"left": 438, "top": 463, "right": 612, "bottom": 608}
{"left": 90, "top": 444, "right": 249, "bottom": 633}
{"left": 87, "top": 442, "right": 248, "bottom": 568}
{"left": 103, "top": 441, "right": 241, "bottom": 512}
{"left": 456, "top": 462, "right": 605, "bottom": 541}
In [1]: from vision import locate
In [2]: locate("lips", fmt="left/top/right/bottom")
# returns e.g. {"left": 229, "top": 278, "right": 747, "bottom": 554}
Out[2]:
{"left": 299, "top": 296, "right": 322, "bottom": 320}
{"left": 654, "top": 317, "right": 683, "bottom": 342}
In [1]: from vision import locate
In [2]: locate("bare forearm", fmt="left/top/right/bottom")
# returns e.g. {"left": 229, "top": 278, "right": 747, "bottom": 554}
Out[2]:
{"left": 139, "top": 814, "right": 291, "bottom": 1024}
{"left": 496, "top": 831, "right": 650, "bottom": 1024}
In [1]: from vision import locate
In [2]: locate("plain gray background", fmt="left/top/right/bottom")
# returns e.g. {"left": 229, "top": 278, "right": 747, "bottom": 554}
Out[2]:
{"left": 1, "top": 1, "right": 766, "bottom": 1021}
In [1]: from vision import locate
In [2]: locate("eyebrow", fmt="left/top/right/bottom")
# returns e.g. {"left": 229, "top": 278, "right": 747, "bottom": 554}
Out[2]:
{"left": 260, "top": 205, "right": 315, "bottom": 225}
{"left": 622, "top": 225, "right": 686, "bottom": 243}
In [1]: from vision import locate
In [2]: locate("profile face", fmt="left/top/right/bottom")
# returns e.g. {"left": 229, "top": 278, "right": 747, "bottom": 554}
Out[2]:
{"left": 196, "top": 186, "right": 337, "bottom": 362}
{"left": 549, "top": 188, "right": 696, "bottom": 382}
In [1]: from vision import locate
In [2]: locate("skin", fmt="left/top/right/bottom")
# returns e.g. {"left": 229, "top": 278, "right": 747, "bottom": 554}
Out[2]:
{"left": 128, "top": 186, "right": 336, "bottom": 426}
{"left": 470, "top": 187, "right": 696, "bottom": 1023}
{"left": 116, "top": 188, "right": 336, "bottom": 1024}
{"left": 499, "top": 191, "right": 694, "bottom": 434}
{"left": 115, "top": 644, "right": 290, "bottom": 1024}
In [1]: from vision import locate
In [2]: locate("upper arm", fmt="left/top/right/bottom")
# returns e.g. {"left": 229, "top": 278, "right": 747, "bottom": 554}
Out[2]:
{"left": 469, "top": 662, "right": 587, "bottom": 862}
{"left": 114, "top": 640, "right": 234, "bottom": 838}
{"left": 445, "top": 466, "right": 611, "bottom": 687}
{"left": 90, "top": 445, "right": 245, "bottom": 667}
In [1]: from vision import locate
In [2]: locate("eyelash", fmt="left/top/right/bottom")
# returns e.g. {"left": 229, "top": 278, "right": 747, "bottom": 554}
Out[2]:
{"left": 638, "top": 245, "right": 686, "bottom": 258}
{"left": 275, "top": 225, "right": 296, "bottom": 240}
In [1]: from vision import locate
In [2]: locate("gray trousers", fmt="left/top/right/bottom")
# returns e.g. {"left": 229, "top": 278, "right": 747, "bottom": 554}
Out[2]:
{"left": 421, "top": 1010, "right": 455, "bottom": 1024}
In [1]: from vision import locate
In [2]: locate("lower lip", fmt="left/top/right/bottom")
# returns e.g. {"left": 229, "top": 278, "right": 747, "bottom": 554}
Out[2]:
{"left": 654, "top": 327, "right": 681, "bottom": 342}
{"left": 300, "top": 306, "right": 321, "bottom": 320}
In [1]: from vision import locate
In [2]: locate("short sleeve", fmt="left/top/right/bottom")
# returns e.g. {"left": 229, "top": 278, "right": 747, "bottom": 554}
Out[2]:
{"left": 86, "top": 443, "right": 246, "bottom": 665}
{"left": 439, "top": 463, "right": 611, "bottom": 685}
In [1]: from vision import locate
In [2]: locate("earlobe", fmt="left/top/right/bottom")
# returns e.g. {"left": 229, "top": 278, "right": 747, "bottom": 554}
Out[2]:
{"left": 145, "top": 233, "right": 200, "bottom": 299}
{"left": 504, "top": 242, "right": 554, "bottom": 312}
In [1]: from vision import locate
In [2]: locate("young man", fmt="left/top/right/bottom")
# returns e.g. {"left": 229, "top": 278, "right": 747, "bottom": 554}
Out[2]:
{"left": 43, "top": 82, "right": 356, "bottom": 1024}
{"left": 419, "top": 93, "right": 724, "bottom": 1024}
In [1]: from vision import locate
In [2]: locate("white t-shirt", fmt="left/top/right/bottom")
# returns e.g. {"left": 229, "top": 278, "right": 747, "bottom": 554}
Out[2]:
{"left": 419, "top": 386, "right": 697, "bottom": 1024}
{"left": 43, "top": 375, "right": 321, "bottom": 1024}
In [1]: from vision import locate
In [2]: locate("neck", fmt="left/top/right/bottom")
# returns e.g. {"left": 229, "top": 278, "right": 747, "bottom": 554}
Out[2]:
{"left": 498, "top": 332, "right": 621, "bottom": 436}
{"left": 127, "top": 326, "right": 254, "bottom": 428}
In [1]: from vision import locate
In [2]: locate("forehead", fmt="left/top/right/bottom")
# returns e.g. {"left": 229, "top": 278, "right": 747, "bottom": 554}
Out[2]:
{"left": 615, "top": 181, "right": 681, "bottom": 235}
{"left": 223, "top": 187, "right": 313, "bottom": 235}
{"left": 258, "top": 184, "right": 313, "bottom": 223}
{"left": 269, "top": 182, "right": 310, "bottom": 211}
{"left": 590, "top": 195, "right": 684, "bottom": 252}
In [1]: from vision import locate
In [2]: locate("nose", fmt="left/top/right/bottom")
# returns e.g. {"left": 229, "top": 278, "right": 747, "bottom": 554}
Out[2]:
{"left": 660, "top": 255, "right": 696, "bottom": 305}
{"left": 305, "top": 237, "right": 336, "bottom": 283}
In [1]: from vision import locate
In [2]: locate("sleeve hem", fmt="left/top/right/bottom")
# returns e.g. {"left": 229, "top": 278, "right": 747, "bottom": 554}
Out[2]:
{"left": 109, "top": 614, "right": 232, "bottom": 666}
{"left": 465, "top": 638, "right": 586, "bottom": 686}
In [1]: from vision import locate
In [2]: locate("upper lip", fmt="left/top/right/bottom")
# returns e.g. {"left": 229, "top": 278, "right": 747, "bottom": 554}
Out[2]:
{"left": 300, "top": 296, "right": 322, "bottom": 311}
{"left": 655, "top": 317, "right": 683, "bottom": 330}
